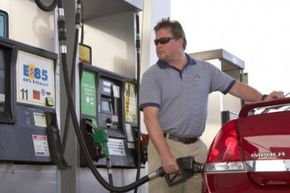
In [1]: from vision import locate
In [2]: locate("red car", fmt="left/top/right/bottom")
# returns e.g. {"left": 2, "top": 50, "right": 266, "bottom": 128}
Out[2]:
{"left": 203, "top": 97, "right": 290, "bottom": 193}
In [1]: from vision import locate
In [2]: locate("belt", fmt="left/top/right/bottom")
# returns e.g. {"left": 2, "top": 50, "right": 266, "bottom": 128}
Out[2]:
{"left": 163, "top": 133, "right": 198, "bottom": 144}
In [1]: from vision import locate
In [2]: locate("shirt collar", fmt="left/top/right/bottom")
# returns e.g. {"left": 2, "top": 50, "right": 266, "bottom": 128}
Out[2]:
{"left": 157, "top": 53, "right": 196, "bottom": 69}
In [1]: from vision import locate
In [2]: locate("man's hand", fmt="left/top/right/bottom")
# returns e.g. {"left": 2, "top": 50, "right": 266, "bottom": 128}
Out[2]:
{"left": 160, "top": 153, "right": 180, "bottom": 174}
{"left": 263, "top": 91, "right": 285, "bottom": 101}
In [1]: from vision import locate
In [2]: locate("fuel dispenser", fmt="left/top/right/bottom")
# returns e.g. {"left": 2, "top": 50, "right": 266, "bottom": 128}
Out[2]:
{"left": 0, "top": 37, "right": 65, "bottom": 167}
{"left": 80, "top": 63, "right": 142, "bottom": 168}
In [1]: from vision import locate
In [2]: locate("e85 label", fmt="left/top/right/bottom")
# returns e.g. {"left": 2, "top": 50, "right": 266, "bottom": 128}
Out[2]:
{"left": 23, "top": 64, "right": 48, "bottom": 81}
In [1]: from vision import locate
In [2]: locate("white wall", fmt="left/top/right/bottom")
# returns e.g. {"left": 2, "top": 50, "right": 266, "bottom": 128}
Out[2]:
{"left": 0, "top": 0, "right": 55, "bottom": 51}
{"left": 83, "top": 12, "right": 136, "bottom": 78}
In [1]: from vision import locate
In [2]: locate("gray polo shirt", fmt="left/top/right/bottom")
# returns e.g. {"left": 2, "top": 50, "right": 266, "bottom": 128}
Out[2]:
{"left": 139, "top": 54, "right": 236, "bottom": 137}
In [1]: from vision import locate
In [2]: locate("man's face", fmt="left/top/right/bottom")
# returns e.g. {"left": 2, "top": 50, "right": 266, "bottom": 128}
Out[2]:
{"left": 155, "top": 27, "right": 180, "bottom": 62}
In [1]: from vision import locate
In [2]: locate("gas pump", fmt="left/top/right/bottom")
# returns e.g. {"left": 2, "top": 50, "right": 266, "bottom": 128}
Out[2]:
{"left": 0, "top": 37, "right": 66, "bottom": 168}
{"left": 79, "top": 63, "right": 142, "bottom": 168}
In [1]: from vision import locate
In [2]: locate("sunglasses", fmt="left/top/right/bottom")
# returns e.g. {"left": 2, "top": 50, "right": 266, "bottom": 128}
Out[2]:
{"left": 154, "top": 37, "right": 175, "bottom": 46}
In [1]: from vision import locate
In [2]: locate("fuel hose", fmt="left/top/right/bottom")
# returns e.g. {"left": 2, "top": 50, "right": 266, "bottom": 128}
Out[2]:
{"left": 34, "top": 0, "right": 57, "bottom": 12}
{"left": 133, "top": 11, "right": 142, "bottom": 193}
{"left": 61, "top": 0, "right": 82, "bottom": 154}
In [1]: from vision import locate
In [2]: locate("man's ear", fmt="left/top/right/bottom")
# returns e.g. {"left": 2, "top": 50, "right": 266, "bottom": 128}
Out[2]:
{"left": 176, "top": 37, "right": 184, "bottom": 48}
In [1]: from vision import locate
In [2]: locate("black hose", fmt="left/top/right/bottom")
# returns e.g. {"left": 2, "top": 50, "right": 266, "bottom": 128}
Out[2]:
{"left": 61, "top": 0, "right": 82, "bottom": 154}
{"left": 133, "top": 11, "right": 142, "bottom": 193}
{"left": 57, "top": 0, "right": 164, "bottom": 192}
{"left": 34, "top": 0, "right": 57, "bottom": 12}
{"left": 106, "top": 158, "right": 115, "bottom": 193}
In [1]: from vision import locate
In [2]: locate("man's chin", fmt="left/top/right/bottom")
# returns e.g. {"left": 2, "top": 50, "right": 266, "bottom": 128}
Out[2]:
{"left": 157, "top": 54, "right": 166, "bottom": 60}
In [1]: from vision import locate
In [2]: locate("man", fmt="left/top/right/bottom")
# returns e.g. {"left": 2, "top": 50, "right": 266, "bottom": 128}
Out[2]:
{"left": 139, "top": 18, "right": 284, "bottom": 193}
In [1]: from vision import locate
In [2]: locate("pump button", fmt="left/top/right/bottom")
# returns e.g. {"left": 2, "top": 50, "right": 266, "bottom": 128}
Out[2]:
{"left": 106, "top": 118, "right": 112, "bottom": 123}
{"left": 46, "top": 97, "right": 54, "bottom": 107}
{"left": 106, "top": 118, "right": 113, "bottom": 128}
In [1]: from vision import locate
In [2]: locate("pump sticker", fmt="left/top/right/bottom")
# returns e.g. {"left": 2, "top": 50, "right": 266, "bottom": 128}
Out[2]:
{"left": 32, "top": 134, "right": 50, "bottom": 157}
{"left": 80, "top": 70, "right": 97, "bottom": 117}
{"left": 107, "top": 138, "right": 126, "bottom": 156}
{"left": 33, "top": 112, "right": 47, "bottom": 127}
{"left": 124, "top": 82, "right": 137, "bottom": 124}
{"left": 16, "top": 50, "right": 55, "bottom": 108}
{"left": 125, "top": 123, "right": 134, "bottom": 142}
{"left": 0, "top": 93, "right": 4, "bottom": 103}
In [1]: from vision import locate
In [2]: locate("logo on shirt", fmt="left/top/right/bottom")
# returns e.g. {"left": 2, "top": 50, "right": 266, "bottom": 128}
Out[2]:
{"left": 194, "top": 74, "right": 200, "bottom": 80}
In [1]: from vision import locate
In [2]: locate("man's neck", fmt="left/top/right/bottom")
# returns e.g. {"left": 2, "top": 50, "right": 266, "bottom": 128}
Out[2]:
{"left": 169, "top": 52, "right": 187, "bottom": 70}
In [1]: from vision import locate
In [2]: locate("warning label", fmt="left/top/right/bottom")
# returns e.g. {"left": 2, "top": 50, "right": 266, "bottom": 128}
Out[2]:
{"left": 107, "top": 138, "right": 126, "bottom": 156}
{"left": 32, "top": 134, "right": 50, "bottom": 157}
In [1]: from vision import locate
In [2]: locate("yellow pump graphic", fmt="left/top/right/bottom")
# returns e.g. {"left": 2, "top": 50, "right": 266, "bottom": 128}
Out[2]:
{"left": 124, "top": 82, "right": 137, "bottom": 125}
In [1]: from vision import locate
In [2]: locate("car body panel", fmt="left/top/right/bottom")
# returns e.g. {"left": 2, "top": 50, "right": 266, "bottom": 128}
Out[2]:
{"left": 203, "top": 173, "right": 290, "bottom": 193}
{"left": 203, "top": 98, "right": 290, "bottom": 193}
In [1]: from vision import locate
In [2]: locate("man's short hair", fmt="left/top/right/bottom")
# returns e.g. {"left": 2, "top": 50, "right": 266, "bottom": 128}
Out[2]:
{"left": 154, "top": 17, "right": 187, "bottom": 49}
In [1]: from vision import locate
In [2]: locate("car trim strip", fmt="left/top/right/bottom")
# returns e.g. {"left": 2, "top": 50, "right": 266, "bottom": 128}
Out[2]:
{"left": 204, "top": 159, "right": 290, "bottom": 174}
{"left": 204, "top": 161, "right": 246, "bottom": 174}
{"left": 245, "top": 159, "right": 290, "bottom": 172}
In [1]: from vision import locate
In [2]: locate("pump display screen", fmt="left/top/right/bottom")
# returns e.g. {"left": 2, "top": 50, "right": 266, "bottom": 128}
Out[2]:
{"left": 16, "top": 50, "right": 55, "bottom": 107}
{"left": 101, "top": 97, "right": 112, "bottom": 113}
{"left": 0, "top": 10, "right": 8, "bottom": 38}
{"left": 0, "top": 57, "right": 4, "bottom": 112}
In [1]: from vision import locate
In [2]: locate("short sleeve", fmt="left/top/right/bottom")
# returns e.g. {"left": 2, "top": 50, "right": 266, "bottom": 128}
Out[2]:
{"left": 139, "top": 68, "right": 161, "bottom": 110}
{"left": 208, "top": 63, "right": 236, "bottom": 94}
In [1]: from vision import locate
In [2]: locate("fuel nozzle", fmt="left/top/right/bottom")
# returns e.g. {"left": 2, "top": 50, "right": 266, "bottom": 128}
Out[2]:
{"left": 82, "top": 120, "right": 109, "bottom": 160}
{"left": 164, "top": 156, "right": 204, "bottom": 187}
{"left": 182, "top": 156, "right": 204, "bottom": 174}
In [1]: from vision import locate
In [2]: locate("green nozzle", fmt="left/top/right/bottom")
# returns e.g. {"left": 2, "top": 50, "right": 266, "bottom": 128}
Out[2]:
{"left": 92, "top": 127, "right": 109, "bottom": 159}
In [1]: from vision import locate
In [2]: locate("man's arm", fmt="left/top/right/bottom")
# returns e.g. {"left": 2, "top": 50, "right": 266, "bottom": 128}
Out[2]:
{"left": 229, "top": 81, "right": 284, "bottom": 102}
{"left": 143, "top": 106, "right": 179, "bottom": 174}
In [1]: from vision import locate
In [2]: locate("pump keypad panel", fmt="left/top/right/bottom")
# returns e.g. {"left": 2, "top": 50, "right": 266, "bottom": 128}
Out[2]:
{"left": 99, "top": 78, "right": 125, "bottom": 139}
